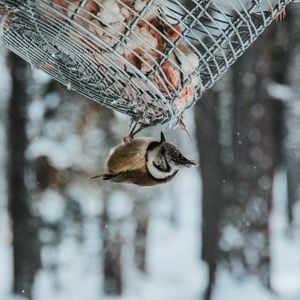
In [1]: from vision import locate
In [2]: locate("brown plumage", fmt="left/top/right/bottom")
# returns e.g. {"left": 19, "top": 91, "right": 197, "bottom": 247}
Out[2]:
{"left": 107, "top": 138, "right": 150, "bottom": 175}
{"left": 105, "top": 138, "right": 166, "bottom": 186}
{"left": 91, "top": 132, "right": 196, "bottom": 186}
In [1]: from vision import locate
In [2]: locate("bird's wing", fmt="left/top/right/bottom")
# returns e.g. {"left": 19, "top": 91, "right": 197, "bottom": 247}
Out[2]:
{"left": 102, "top": 165, "right": 179, "bottom": 185}
{"left": 102, "top": 170, "right": 159, "bottom": 186}
{"left": 107, "top": 139, "right": 151, "bottom": 174}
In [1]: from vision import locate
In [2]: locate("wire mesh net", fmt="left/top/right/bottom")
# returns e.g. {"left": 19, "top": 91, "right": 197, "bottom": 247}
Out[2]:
{"left": 0, "top": 0, "right": 295, "bottom": 125}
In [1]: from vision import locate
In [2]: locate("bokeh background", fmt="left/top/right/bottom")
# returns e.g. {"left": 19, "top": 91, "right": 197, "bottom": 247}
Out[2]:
{"left": 1, "top": 5, "right": 300, "bottom": 300}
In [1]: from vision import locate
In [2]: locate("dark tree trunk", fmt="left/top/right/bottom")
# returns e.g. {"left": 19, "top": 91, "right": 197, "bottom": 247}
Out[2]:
{"left": 195, "top": 25, "right": 280, "bottom": 299}
{"left": 101, "top": 196, "right": 123, "bottom": 296}
{"left": 133, "top": 201, "right": 150, "bottom": 273}
{"left": 194, "top": 89, "right": 224, "bottom": 300}
{"left": 7, "top": 52, "right": 41, "bottom": 299}
{"left": 226, "top": 26, "right": 276, "bottom": 287}
{"left": 281, "top": 6, "right": 300, "bottom": 224}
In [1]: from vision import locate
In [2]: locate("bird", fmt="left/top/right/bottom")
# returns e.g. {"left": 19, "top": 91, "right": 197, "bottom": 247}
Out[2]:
{"left": 90, "top": 132, "right": 197, "bottom": 186}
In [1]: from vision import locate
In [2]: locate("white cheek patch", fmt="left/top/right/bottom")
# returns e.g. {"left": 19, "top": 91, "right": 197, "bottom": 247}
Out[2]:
{"left": 146, "top": 152, "right": 178, "bottom": 180}
{"left": 147, "top": 161, "right": 177, "bottom": 179}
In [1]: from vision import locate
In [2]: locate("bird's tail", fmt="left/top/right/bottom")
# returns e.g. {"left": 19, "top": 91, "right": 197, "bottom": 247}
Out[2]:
{"left": 89, "top": 174, "right": 115, "bottom": 180}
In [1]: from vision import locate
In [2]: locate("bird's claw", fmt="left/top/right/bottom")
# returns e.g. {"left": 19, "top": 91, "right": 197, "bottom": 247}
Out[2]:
{"left": 123, "top": 123, "right": 149, "bottom": 143}
{"left": 123, "top": 134, "right": 134, "bottom": 144}
{"left": 276, "top": 8, "right": 286, "bottom": 22}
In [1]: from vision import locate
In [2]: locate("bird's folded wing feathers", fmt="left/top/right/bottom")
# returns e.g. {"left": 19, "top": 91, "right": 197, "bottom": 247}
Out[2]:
{"left": 107, "top": 139, "right": 150, "bottom": 174}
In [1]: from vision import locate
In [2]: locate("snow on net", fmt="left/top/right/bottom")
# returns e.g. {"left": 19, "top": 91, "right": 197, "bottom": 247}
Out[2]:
{"left": 0, "top": 0, "right": 296, "bottom": 125}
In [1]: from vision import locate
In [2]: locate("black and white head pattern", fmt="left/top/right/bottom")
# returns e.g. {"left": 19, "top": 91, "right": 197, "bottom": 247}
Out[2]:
{"left": 146, "top": 132, "right": 196, "bottom": 180}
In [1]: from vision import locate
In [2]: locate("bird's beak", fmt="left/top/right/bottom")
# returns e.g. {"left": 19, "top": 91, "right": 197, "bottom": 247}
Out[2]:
{"left": 160, "top": 131, "right": 166, "bottom": 143}
{"left": 173, "top": 153, "right": 198, "bottom": 168}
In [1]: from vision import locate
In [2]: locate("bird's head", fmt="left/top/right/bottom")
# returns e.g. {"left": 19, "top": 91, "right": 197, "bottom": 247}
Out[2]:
{"left": 146, "top": 132, "right": 197, "bottom": 180}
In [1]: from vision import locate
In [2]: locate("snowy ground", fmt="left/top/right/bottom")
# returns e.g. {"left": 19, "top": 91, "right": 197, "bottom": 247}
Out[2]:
{"left": 1, "top": 161, "right": 300, "bottom": 300}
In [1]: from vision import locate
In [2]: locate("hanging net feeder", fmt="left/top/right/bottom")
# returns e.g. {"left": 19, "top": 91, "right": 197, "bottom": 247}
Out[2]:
{"left": 0, "top": 0, "right": 297, "bottom": 126}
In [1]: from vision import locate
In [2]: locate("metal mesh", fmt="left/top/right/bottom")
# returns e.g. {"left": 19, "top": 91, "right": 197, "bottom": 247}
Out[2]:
{"left": 0, "top": 0, "right": 295, "bottom": 125}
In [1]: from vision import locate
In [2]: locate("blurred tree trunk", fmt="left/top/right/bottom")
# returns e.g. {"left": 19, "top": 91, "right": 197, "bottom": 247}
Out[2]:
{"left": 194, "top": 90, "right": 224, "bottom": 300}
{"left": 281, "top": 6, "right": 300, "bottom": 224}
{"left": 195, "top": 25, "right": 279, "bottom": 299}
{"left": 227, "top": 26, "right": 277, "bottom": 287}
{"left": 133, "top": 200, "right": 150, "bottom": 273}
{"left": 101, "top": 196, "right": 123, "bottom": 295}
{"left": 7, "top": 52, "right": 41, "bottom": 299}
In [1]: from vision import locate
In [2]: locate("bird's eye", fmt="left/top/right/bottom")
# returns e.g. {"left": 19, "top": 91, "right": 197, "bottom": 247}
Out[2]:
{"left": 160, "top": 148, "right": 166, "bottom": 156}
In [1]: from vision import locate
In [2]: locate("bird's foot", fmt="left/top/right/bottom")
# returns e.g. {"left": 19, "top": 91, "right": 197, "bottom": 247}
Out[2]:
{"left": 123, "top": 123, "right": 149, "bottom": 143}
{"left": 178, "top": 117, "right": 192, "bottom": 141}
{"left": 123, "top": 134, "right": 134, "bottom": 144}
{"left": 276, "top": 8, "right": 286, "bottom": 22}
